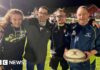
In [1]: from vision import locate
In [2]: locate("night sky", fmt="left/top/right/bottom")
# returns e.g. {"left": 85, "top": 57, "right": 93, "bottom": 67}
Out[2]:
{"left": 0, "top": 0, "right": 100, "bottom": 15}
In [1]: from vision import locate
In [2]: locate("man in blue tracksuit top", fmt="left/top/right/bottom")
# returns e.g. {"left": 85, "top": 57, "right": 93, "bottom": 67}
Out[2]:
{"left": 67, "top": 6, "right": 100, "bottom": 70}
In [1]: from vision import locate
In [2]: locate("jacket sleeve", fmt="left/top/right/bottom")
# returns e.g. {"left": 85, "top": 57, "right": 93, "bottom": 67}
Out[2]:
{"left": 64, "top": 24, "right": 72, "bottom": 49}
{"left": 95, "top": 29, "right": 100, "bottom": 56}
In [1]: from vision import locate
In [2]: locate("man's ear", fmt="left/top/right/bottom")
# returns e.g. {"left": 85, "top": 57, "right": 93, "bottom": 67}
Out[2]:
{"left": 46, "top": 15, "right": 49, "bottom": 19}
{"left": 87, "top": 12, "right": 90, "bottom": 18}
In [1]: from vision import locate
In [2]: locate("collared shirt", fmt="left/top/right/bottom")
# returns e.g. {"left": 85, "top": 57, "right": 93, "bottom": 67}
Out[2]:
{"left": 39, "top": 21, "right": 46, "bottom": 26}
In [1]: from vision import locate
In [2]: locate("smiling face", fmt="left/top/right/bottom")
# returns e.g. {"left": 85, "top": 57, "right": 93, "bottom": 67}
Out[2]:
{"left": 37, "top": 7, "right": 49, "bottom": 22}
{"left": 55, "top": 9, "right": 66, "bottom": 26}
{"left": 76, "top": 6, "right": 89, "bottom": 26}
{"left": 10, "top": 14, "right": 23, "bottom": 28}
{"left": 4, "top": 9, "right": 24, "bottom": 28}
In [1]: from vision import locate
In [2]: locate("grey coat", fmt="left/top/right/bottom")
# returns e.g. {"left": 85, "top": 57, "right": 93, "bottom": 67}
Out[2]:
{"left": 24, "top": 18, "right": 51, "bottom": 64}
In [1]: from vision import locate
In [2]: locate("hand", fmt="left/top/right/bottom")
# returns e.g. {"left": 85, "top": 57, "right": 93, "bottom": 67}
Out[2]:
{"left": 64, "top": 48, "right": 68, "bottom": 56}
{"left": 84, "top": 51, "right": 91, "bottom": 61}
{"left": 0, "top": 66, "right": 4, "bottom": 70}
{"left": 84, "top": 50, "right": 97, "bottom": 61}
{"left": 90, "top": 50, "right": 97, "bottom": 55}
{"left": 63, "top": 48, "right": 68, "bottom": 60}
{"left": 92, "top": 21, "right": 100, "bottom": 28}
{"left": 50, "top": 50, "right": 56, "bottom": 54}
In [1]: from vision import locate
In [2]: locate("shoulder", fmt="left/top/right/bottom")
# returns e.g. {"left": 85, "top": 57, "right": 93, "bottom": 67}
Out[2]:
{"left": 95, "top": 28, "right": 100, "bottom": 36}
{"left": 46, "top": 20, "right": 54, "bottom": 30}
{"left": 4, "top": 23, "right": 12, "bottom": 30}
{"left": 23, "top": 18, "right": 39, "bottom": 25}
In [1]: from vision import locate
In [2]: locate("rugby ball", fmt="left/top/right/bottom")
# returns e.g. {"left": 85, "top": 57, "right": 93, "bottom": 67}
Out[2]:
{"left": 64, "top": 49, "right": 87, "bottom": 63}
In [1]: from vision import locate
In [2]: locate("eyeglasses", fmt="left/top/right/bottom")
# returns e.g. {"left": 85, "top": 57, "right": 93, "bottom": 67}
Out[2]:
{"left": 56, "top": 15, "right": 66, "bottom": 18}
{"left": 38, "top": 12, "right": 48, "bottom": 15}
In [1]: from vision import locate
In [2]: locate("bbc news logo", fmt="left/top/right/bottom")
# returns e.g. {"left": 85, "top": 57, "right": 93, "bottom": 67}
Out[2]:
{"left": 0, "top": 60, "right": 8, "bottom": 65}
{"left": 0, "top": 60, "right": 23, "bottom": 65}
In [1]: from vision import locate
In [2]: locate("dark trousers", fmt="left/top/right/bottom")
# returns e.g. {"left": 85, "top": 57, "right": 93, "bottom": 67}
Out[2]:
{"left": 27, "top": 60, "right": 45, "bottom": 70}
{"left": 69, "top": 60, "right": 90, "bottom": 70}
{"left": 49, "top": 56, "right": 69, "bottom": 70}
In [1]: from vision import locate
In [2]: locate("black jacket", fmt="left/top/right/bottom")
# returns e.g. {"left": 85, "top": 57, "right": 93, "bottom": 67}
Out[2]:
{"left": 0, "top": 23, "right": 26, "bottom": 60}
{"left": 50, "top": 24, "right": 71, "bottom": 57}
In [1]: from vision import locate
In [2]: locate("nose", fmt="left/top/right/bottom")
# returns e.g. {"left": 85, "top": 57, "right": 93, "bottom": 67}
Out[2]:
{"left": 15, "top": 21, "right": 19, "bottom": 24}
{"left": 80, "top": 15, "right": 84, "bottom": 19}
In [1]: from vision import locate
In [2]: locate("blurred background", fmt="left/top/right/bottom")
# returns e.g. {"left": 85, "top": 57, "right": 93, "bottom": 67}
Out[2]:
{"left": 0, "top": 0, "right": 100, "bottom": 15}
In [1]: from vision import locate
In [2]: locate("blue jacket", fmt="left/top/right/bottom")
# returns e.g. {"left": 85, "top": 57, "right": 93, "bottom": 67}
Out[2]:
{"left": 70, "top": 23, "right": 96, "bottom": 52}
{"left": 94, "top": 28, "right": 100, "bottom": 56}
{"left": 69, "top": 22, "right": 100, "bottom": 70}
